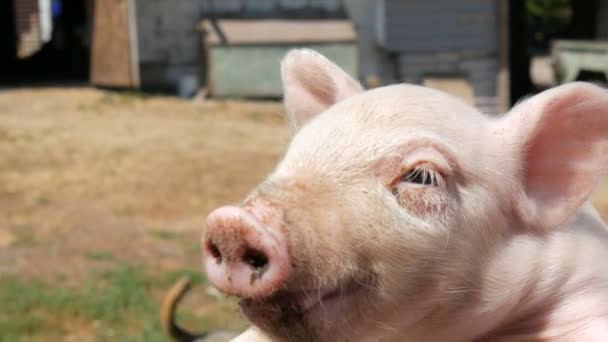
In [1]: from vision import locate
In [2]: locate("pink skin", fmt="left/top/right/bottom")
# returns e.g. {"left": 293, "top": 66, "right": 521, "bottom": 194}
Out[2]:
{"left": 204, "top": 202, "right": 354, "bottom": 331}
{"left": 203, "top": 48, "right": 608, "bottom": 342}
{"left": 203, "top": 206, "right": 291, "bottom": 299}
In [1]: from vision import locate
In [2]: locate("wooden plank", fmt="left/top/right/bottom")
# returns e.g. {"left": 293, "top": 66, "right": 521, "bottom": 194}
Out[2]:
{"left": 90, "top": 0, "right": 139, "bottom": 88}
{"left": 199, "top": 19, "right": 356, "bottom": 45}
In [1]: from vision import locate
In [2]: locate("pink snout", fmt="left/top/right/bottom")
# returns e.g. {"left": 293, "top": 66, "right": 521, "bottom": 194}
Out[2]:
{"left": 203, "top": 205, "right": 291, "bottom": 299}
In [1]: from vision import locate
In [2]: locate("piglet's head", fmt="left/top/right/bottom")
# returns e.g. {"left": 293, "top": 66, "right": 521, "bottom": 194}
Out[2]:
{"left": 202, "top": 49, "right": 608, "bottom": 342}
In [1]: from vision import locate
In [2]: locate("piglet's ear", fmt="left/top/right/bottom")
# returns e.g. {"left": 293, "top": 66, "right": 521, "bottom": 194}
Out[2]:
{"left": 501, "top": 82, "right": 608, "bottom": 230}
{"left": 281, "top": 49, "right": 363, "bottom": 130}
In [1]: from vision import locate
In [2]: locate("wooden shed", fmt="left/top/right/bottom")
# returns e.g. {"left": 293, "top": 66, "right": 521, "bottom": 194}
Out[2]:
{"left": 199, "top": 19, "right": 357, "bottom": 97}
{"left": 89, "top": 0, "right": 348, "bottom": 94}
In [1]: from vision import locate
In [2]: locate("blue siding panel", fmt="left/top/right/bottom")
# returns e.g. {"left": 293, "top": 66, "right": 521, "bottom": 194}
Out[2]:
{"left": 380, "top": 0, "right": 498, "bottom": 53}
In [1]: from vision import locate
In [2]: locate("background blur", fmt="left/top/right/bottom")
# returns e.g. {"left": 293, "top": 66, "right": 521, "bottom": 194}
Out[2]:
{"left": 2, "top": 0, "right": 608, "bottom": 341}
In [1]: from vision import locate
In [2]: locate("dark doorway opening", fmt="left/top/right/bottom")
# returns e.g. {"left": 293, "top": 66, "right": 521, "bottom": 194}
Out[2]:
{"left": 576, "top": 70, "right": 608, "bottom": 85}
{"left": 0, "top": 0, "right": 92, "bottom": 86}
{"left": 509, "top": 0, "right": 599, "bottom": 105}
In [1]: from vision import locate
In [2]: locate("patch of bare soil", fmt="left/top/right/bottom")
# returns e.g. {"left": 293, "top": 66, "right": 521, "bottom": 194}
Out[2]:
{"left": 0, "top": 87, "right": 289, "bottom": 281}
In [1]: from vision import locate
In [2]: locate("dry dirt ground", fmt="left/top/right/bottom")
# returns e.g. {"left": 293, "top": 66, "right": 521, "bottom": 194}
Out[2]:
{"left": 2, "top": 87, "right": 608, "bottom": 341}
{"left": 0, "top": 87, "right": 289, "bottom": 341}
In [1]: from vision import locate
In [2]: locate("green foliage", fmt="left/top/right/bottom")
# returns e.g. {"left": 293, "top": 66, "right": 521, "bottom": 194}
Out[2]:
{"left": 526, "top": 0, "right": 572, "bottom": 34}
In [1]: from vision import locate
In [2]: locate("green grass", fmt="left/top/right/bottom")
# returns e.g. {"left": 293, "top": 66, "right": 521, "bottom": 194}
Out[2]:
{"left": 148, "top": 229, "right": 177, "bottom": 240}
{"left": 34, "top": 195, "right": 51, "bottom": 207}
{"left": 161, "top": 268, "right": 205, "bottom": 288}
{"left": 187, "top": 238, "right": 203, "bottom": 255}
{"left": 247, "top": 111, "right": 264, "bottom": 122}
{"left": 0, "top": 264, "right": 247, "bottom": 341}
{"left": 11, "top": 224, "right": 36, "bottom": 246}
{"left": 85, "top": 250, "right": 115, "bottom": 261}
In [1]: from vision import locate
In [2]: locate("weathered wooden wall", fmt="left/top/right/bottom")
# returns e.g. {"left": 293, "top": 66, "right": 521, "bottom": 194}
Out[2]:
{"left": 133, "top": 0, "right": 346, "bottom": 92}
{"left": 134, "top": 0, "right": 202, "bottom": 91}
{"left": 374, "top": 0, "right": 502, "bottom": 114}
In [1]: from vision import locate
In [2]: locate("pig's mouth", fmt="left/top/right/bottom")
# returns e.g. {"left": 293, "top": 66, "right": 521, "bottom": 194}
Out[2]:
{"left": 239, "top": 278, "right": 365, "bottom": 326}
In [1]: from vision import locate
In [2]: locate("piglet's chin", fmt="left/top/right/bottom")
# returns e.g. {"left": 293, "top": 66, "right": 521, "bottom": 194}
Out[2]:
{"left": 239, "top": 279, "right": 367, "bottom": 338}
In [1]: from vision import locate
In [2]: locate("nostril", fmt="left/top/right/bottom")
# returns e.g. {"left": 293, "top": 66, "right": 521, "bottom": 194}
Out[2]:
{"left": 207, "top": 241, "right": 222, "bottom": 263}
{"left": 203, "top": 205, "right": 292, "bottom": 298}
{"left": 242, "top": 248, "right": 269, "bottom": 271}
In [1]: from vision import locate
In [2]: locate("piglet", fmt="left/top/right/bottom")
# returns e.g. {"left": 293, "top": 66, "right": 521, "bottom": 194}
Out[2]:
{"left": 202, "top": 49, "right": 608, "bottom": 342}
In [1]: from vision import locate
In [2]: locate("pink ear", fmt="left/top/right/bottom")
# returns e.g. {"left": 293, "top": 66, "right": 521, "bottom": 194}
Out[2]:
{"left": 502, "top": 82, "right": 608, "bottom": 230}
{"left": 281, "top": 49, "right": 362, "bottom": 130}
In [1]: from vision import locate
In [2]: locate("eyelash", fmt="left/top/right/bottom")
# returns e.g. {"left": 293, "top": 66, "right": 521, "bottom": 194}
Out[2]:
{"left": 402, "top": 165, "right": 444, "bottom": 187}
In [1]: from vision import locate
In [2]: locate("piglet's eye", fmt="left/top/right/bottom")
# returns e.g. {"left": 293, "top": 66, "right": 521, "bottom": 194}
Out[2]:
{"left": 402, "top": 166, "right": 443, "bottom": 187}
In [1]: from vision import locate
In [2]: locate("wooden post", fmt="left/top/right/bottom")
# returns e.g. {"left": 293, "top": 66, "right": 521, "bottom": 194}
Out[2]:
{"left": 90, "top": 0, "right": 140, "bottom": 89}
